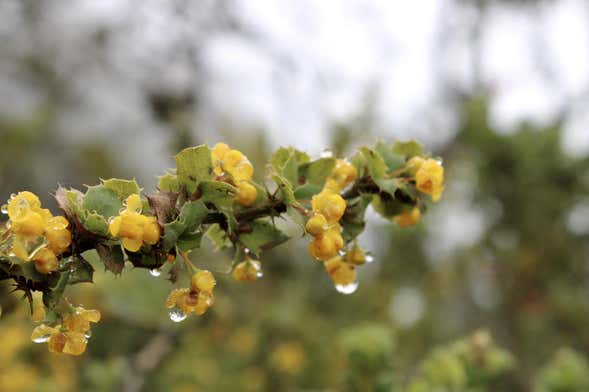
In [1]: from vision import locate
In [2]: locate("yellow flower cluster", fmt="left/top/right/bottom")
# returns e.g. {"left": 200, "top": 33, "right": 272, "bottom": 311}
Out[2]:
{"left": 6, "top": 191, "right": 72, "bottom": 274}
{"left": 233, "top": 258, "right": 262, "bottom": 282}
{"left": 165, "top": 270, "right": 216, "bottom": 317}
{"left": 108, "top": 194, "right": 160, "bottom": 252}
{"left": 211, "top": 143, "right": 258, "bottom": 207}
{"left": 407, "top": 156, "right": 445, "bottom": 202}
{"left": 306, "top": 159, "right": 356, "bottom": 261}
{"left": 31, "top": 307, "right": 100, "bottom": 356}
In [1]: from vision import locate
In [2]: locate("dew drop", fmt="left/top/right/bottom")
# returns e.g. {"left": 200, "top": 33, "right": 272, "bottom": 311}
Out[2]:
{"left": 33, "top": 334, "right": 51, "bottom": 343}
{"left": 9, "top": 193, "right": 16, "bottom": 200}
{"left": 365, "top": 254, "right": 374, "bottom": 263}
{"left": 320, "top": 149, "right": 334, "bottom": 158}
{"left": 84, "top": 331, "right": 92, "bottom": 339}
{"left": 149, "top": 269, "right": 161, "bottom": 277}
{"left": 335, "top": 282, "right": 359, "bottom": 295}
{"left": 169, "top": 308, "right": 187, "bottom": 323}
{"left": 244, "top": 248, "right": 251, "bottom": 254}
{"left": 1, "top": 204, "right": 7, "bottom": 214}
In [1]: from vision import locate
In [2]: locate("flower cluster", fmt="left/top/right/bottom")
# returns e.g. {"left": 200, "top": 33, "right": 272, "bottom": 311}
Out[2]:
{"left": 211, "top": 143, "right": 258, "bottom": 207}
{"left": 4, "top": 191, "right": 72, "bottom": 274}
{"left": 31, "top": 306, "right": 101, "bottom": 356}
{"left": 165, "top": 270, "right": 216, "bottom": 319}
{"left": 108, "top": 194, "right": 161, "bottom": 252}
{"left": 392, "top": 156, "right": 444, "bottom": 227}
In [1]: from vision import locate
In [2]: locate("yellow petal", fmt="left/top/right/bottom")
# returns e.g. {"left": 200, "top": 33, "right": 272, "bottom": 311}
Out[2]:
{"left": 122, "top": 237, "right": 143, "bottom": 252}
{"left": 62, "top": 332, "right": 87, "bottom": 356}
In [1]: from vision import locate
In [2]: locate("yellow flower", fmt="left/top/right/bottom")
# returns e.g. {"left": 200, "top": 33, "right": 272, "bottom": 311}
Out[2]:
{"left": 415, "top": 158, "right": 444, "bottom": 202}
{"left": 165, "top": 288, "right": 214, "bottom": 316}
{"left": 311, "top": 190, "right": 346, "bottom": 223}
{"left": 325, "top": 159, "right": 357, "bottom": 192}
{"left": 191, "top": 270, "right": 216, "bottom": 292}
{"left": 223, "top": 149, "right": 254, "bottom": 181}
{"left": 31, "top": 324, "right": 88, "bottom": 356}
{"left": 7, "top": 191, "right": 41, "bottom": 219}
{"left": 211, "top": 142, "right": 231, "bottom": 175}
{"left": 394, "top": 206, "right": 421, "bottom": 227}
{"left": 233, "top": 260, "right": 262, "bottom": 282}
{"left": 109, "top": 194, "right": 161, "bottom": 252}
{"left": 345, "top": 247, "right": 366, "bottom": 265}
{"left": 305, "top": 213, "right": 328, "bottom": 236}
{"left": 62, "top": 307, "right": 101, "bottom": 333}
{"left": 44, "top": 216, "right": 72, "bottom": 255}
{"left": 405, "top": 156, "right": 425, "bottom": 175}
{"left": 33, "top": 248, "right": 59, "bottom": 274}
{"left": 324, "top": 257, "right": 356, "bottom": 286}
{"left": 10, "top": 210, "right": 44, "bottom": 237}
{"left": 235, "top": 181, "right": 258, "bottom": 207}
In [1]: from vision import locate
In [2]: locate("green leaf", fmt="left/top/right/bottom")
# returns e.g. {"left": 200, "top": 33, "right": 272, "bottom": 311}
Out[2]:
{"left": 371, "top": 194, "right": 404, "bottom": 220}
{"left": 273, "top": 174, "right": 297, "bottom": 205}
{"left": 393, "top": 140, "right": 423, "bottom": 158}
{"left": 163, "top": 220, "right": 186, "bottom": 251}
{"left": 198, "top": 181, "right": 237, "bottom": 211}
{"left": 299, "top": 158, "right": 336, "bottom": 186}
{"left": 239, "top": 220, "right": 289, "bottom": 256}
{"left": 341, "top": 195, "right": 371, "bottom": 242}
{"left": 96, "top": 243, "right": 125, "bottom": 275}
{"left": 271, "top": 147, "right": 300, "bottom": 185}
{"left": 157, "top": 173, "right": 181, "bottom": 192}
{"left": 203, "top": 223, "right": 232, "bottom": 251}
{"left": 360, "top": 147, "right": 388, "bottom": 179}
{"left": 102, "top": 178, "right": 142, "bottom": 199}
{"left": 293, "top": 183, "right": 323, "bottom": 201}
{"left": 373, "top": 178, "right": 402, "bottom": 197}
{"left": 62, "top": 256, "right": 94, "bottom": 284}
{"left": 177, "top": 232, "right": 203, "bottom": 252}
{"left": 178, "top": 201, "right": 209, "bottom": 232}
{"left": 43, "top": 270, "right": 70, "bottom": 309}
{"left": 175, "top": 145, "right": 213, "bottom": 194}
{"left": 83, "top": 212, "right": 109, "bottom": 236}
{"left": 65, "top": 189, "right": 86, "bottom": 219}
{"left": 82, "top": 185, "right": 123, "bottom": 219}
{"left": 375, "top": 140, "right": 405, "bottom": 171}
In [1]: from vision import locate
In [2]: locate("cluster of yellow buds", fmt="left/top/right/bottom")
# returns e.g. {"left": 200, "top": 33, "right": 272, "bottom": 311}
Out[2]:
{"left": 108, "top": 194, "right": 160, "bottom": 252}
{"left": 233, "top": 258, "right": 263, "bottom": 282}
{"left": 165, "top": 270, "right": 216, "bottom": 321}
{"left": 211, "top": 143, "right": 258, "bottom": 207}
{"left": 306, "top": 159, "right": 356, "bottom": 261}
{"left": 406, "top": 156, "right": 445, "bottom": 202}
{"left": 4, "top": 191, "right": 72, "bottom": 274}
{"left": 391, "top": 156, "right": 444, "bottom": 228}
{"left": 31, "top": 306, "right": 101, "bottom": 356}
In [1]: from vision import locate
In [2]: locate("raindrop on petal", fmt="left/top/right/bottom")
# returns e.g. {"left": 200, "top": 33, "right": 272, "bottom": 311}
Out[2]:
{"left": 84, "top": 331, "right": 92, "bottom": 339}
{"left": 320, "top": 149, "right": 334, "bottom": 158}
{"left": 149, "top": 269, "right": 161, "bottom": 277}
{"left": 335, "top": 282, "right": 359, "bottom": 295}
{"left": 365, "top": 254, "right": 374, "bottom": 263}
{"left": 169, "top": 308, "right": 187, "bottom": 323}
{"left": 33, "top": 334, "right": 51, "bottom": 344}
{"left": 1, "top": 204, "right": 7, "bottom": 214}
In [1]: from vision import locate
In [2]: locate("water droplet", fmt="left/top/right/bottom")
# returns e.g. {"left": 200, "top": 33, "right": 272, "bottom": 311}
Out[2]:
{"left": 84, "top": 331, "right": 92, "bottom": 339}
{"left": 169, "top": 308, "right": 187, "bottom": 323}
{"left": 320, "top": 149, "right": 334, "bottom": 158}
{"left": 1, "top": 204, "right": 7, "bottom": 214}
{"left": 335, "top": 282, "right": 358, "bottom": 295}
{"left": 33, "top": 334, "right": 51, "bottom": 343}
{"left": 244, "top": 248, "right": 251, "bottom": 254}
{"left": 256, "top": 271, "right": 264, "bottom": 278}
{"left": 365, "top": 254, "right": 374, "bottom": 263}
{"left": 435, "top": 158, "right": 443, "bottom": 165}
{"left": 149, "top": 269, "right": 161, "bottom": 277}
{"left": 9, "top": 193, "right": 16, "bottom": 200}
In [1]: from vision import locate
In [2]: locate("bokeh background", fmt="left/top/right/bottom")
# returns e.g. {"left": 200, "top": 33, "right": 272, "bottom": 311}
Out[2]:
{"left": 2, "top": 0, "right": 589, "bottom": 391}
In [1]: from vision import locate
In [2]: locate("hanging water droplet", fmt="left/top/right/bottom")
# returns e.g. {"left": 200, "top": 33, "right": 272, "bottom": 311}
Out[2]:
{"left": 244, "top": 248, "right": 251, "bottom": 254}
{"left": 256, "top": 271, "right": 264, "bottom": 278}
{"left": 1, "top": 204, "right": 8, "bottom": 214}
{"left": 335, "top": 282, "right": 359, "bottom": 295}
{"left": 320, "top": 149, "right": 334, "bottom": 158}
{"left": 84, "top": 331, "right": 92, "bottom": 339}
{"left": 9, "top": 193, "right": 16, "bottom": 200}
{"left": 149, "top": 269, "right": 161, "bottom": 277}
{"left": 365, "top": 254, "right": 374, "bottom": 263}
{"left": 435, "top": 158, "right": 443, "bottom": 165}
{"left": 169, "top": 308, "right": 187, "bottom": 323}
{"left": 33, "top": 334, "right": 51, "bottom": 343}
